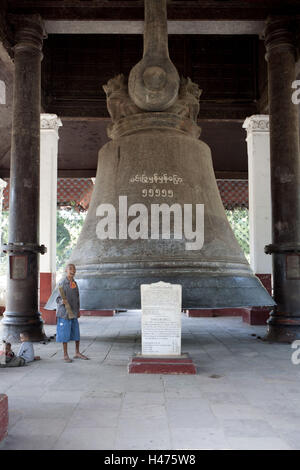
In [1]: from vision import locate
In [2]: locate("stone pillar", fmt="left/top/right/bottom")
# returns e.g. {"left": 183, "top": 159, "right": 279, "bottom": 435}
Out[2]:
{"left": 0, "top": 15, "right": 47, "bottom": 342}
{"left": 39, "top": 114, "right": 62, "bottom": 325}
{"left": 264, "top": 17, "right": 300, "bottom": 342}
{"left": 243, "top": 115, "right": 272, "bottom": 280}
{"left": 242, "top": 115, "right": 273, "bottom": 325}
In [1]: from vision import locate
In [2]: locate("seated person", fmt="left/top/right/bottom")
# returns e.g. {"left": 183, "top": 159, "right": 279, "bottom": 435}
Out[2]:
{"left": 17, "top": 332, "right": 40, "bottom": 363}
{"left": 0, "top": 341, "right": 25, "bottom": 367}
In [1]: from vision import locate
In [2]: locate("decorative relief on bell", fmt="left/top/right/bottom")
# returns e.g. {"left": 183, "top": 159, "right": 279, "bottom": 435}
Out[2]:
{"left": 168, "top": 77, "right": 202, "bottom": 122}
{"left": 103, "top": 74, "right": 202, "bottom": 139}
{"left": 103, "top": 74, "right": 140, "bottom": 124}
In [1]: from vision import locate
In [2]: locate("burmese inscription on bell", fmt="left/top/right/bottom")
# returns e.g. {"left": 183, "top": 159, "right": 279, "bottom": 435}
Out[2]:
{"left": 141, "top": 281, "right": 182, "bottom": 356}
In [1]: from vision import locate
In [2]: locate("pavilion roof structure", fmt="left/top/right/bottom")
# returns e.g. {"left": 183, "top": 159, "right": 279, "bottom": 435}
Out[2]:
{"left": 0, "top": 0, "right": 300, "bottom": 179}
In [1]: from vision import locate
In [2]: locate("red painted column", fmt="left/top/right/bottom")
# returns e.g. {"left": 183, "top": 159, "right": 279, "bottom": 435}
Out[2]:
{"left": 39, "top": 114, "right": 62, "bottom": 325}
{"left": 242, "top": 115, "right": 273, "bottom": 325}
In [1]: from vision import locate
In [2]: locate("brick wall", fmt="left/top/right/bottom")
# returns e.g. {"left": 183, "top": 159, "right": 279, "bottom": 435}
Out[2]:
{"left": 3, "top": 178, "right": 94, "bottom": 211}
{"left": 0, "top": 394, "right": 8, "bottom": 442}
{"left": 216, "top": 179, "right": 248, "bottom": 210}
{"left": 3, "top": 178, "right": 248, "bottom": 211}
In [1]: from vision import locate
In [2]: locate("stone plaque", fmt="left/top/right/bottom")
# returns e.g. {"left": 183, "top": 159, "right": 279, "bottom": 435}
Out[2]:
{"left": 141, "top": 281, "right": 182, "bottom": 356}
{"left": 9, "top": 255, "right": 28, "bottom": 280}
{"left": 286, "top": 254, "right": 300, "bottom": 280}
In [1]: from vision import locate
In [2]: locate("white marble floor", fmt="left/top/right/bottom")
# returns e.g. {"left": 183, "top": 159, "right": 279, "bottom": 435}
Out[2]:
{"left": 0, "top": 311, "right": 299, "bottom": 450}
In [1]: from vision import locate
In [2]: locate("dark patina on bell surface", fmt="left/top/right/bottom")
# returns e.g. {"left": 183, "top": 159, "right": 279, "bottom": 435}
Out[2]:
{"left": 46, "top": 79, "right": 274, "bottom": 310}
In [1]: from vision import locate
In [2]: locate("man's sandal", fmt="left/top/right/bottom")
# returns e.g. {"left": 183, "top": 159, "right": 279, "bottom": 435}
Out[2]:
{"left": 73, "top": 354, "right": 89, "bottom": 360}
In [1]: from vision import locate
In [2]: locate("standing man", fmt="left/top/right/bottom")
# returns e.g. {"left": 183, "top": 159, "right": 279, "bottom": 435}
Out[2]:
{"left": 56, "top": 263, "right": 89, "bottom": 363}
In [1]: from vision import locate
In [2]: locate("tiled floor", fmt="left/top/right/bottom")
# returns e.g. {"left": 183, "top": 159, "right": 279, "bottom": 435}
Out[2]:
{"left": 0, "top": 311, "right": 299, "bottom": 450}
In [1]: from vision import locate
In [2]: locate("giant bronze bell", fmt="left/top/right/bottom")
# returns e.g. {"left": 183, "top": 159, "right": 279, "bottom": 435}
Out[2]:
{"left": 46, "top": 0, "right": 275, "bottom": 311}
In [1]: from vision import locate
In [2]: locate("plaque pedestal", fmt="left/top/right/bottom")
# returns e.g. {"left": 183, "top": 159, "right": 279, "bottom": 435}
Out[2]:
{"left": 242, "top": 307, "right": 272, "bottom": 325}
{"left": 128, "top": 281, "right": 196, "bottom": 374}
{"left": 128, "top": 353, "right": 196, "bottom": 375}
{"left": 80, "top": 310, "right": 115, "bottom": 317}
{"left": 0, "top": 394, "right": 8, "bottom": 442}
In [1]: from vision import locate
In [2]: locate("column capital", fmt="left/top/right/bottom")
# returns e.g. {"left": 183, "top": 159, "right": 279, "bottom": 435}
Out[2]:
{"left": 243, "top": 115, "right": 269, "bottom": 135}
{"left": 40, "top": 114, "right": 62, "bottom": 134}
{"left": 8, "top": 14, "right": 46, "bottom": 55}
{"left": 264, "top": 16, "right": 299, "bottom": 60}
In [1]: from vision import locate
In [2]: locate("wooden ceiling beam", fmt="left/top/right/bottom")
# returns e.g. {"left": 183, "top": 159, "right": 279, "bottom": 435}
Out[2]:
{"left": 6, "top": 0, "right": 300, "bottom": 21}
